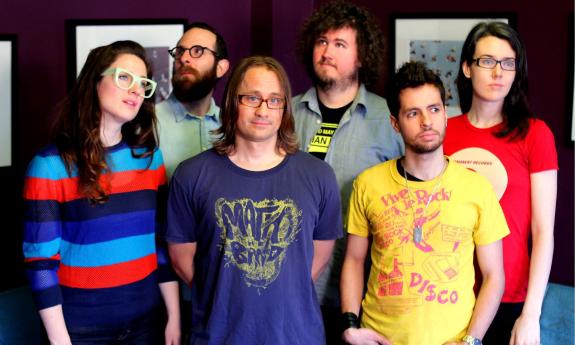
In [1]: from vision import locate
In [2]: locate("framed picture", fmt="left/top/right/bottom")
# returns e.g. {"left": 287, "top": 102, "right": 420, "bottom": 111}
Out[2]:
{"left": 0, "top": 35, "right": 16, "bottom": 168}
{"left": 392, "top": 14, "right": 514, "bottom": 116}
{"left": 66, "top": 19, "right": 187, "bottom": 103}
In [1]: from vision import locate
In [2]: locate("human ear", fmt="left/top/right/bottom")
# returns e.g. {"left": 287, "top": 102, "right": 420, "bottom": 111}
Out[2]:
{"left": 216, "top": 59, "right": 230, "bottom": 78}
{"left": 462, "top": 61, "right": 472, "bottom": 79}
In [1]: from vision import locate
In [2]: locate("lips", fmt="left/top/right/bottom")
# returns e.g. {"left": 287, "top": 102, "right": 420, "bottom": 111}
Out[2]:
{"left": 123, "top": 99, "right": 139, "bottom": 108}
{"left": 418, "top": 130, "right": 439, "bottom": 140}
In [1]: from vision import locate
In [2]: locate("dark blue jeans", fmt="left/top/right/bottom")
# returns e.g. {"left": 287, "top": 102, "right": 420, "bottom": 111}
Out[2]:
{"left": 68, "top": 312, "right": 161, "bottom": 345}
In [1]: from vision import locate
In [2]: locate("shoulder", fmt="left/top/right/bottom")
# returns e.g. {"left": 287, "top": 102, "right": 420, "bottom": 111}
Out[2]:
{"left": 526, "top": 118, "right": 554, "bottom": 138}
{"left": 291, "top": 150, "right": 333, "bottom": 171}
{"left": 356, "top": 159, "right": 394, "bottom": 182}
{"left": 448, "top": 159, "right": 492, "bottom": 187}
{"left": 174, "top": 149, "right": 219, "bottom": 177}
{"left": 26, "top": 144, "right": 67, "bottom": 179}
{"left": 446, "top": 114, "right": 467, "bottom": 127}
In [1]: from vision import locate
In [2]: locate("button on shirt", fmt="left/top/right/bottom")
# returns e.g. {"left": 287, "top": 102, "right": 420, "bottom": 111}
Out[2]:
{"left": 156, "top": 94, "right": 221, "bottom": 179}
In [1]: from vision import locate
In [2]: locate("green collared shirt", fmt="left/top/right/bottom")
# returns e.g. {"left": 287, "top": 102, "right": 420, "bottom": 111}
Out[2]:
{"left": 156, "top": 93, "right": 221, "bottom": 179}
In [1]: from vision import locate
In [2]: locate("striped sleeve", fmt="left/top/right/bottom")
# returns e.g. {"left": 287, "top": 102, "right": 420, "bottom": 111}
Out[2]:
{"left": 23, "top": 152, "right": 65, "bottom": 310}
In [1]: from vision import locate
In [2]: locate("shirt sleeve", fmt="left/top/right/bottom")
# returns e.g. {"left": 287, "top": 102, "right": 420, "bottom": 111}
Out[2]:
{"left": 473, "top": 177, "right": 511, "bottom": 246}
{"left": 526, "top": 119, "right": 558, "bottom": 173}
{"left": 22, "top": 154, "right": 64, "bottom": 310}
{"left": 346, "top": 175, "right": 371, "bottom": 238}
{"left": 153, "top": 149, "right": 177, "bottom": 283}
{"left": 165, "top": 167, "right": 198, "bottom": 244}
{"left": 313, "top": 164, "right": 343, "bottom": 240}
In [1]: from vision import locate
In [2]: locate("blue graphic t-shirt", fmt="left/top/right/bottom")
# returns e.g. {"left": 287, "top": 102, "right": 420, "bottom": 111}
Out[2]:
{"left": 166, "top": 149, "right": 343, "bottom": 345}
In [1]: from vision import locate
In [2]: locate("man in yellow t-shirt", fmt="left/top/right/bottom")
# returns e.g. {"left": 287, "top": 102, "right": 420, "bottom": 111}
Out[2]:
{"left": 340, "top": 62, "right": 509, "bottom": 345}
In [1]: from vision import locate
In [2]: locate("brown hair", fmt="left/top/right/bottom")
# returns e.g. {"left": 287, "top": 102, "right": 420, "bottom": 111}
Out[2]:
{"left": 52, "top": 40, "right": 157, "bottom": 203}
{"left": 212, "top": 56, "right": 298, "bottom": 155}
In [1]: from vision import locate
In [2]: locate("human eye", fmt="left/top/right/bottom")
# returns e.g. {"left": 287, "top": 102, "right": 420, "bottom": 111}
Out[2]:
{"left": 242, "top": 95, "right": 261, "bottom": 106}
{"left": 269, "top": 97, "right": 285, "bottom": 107}
{"left": 501, "top": 59, "right": 516, "bottom": 70}
{"left": 479, "top": 58, "right": 496, "bottom": 68}
{"left": 173, "top": 47, "right": 185, "bottom": 56}
{"left": 315, "top": 38, "right": 328, "bottom": 46}
{"left": 190, "top": 46, "right": 204, "bottom": 57}
{"left": 335, "top": 41, "right": 347, "bottom": 48}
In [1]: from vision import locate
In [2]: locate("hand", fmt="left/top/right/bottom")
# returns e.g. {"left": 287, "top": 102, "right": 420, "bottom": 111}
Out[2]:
{"left": 510, "top": 313, "right": 541, "bottom": 345}
{"left": 164, "top": 316, "right": 181, "bottom": 345}
{"left": 342, "top": 327, "right": 392, "bottom": 345}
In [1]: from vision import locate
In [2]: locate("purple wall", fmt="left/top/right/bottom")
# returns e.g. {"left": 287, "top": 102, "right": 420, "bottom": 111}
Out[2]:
{"left": 0, "top": 0, "right": 572, "bottom": 290}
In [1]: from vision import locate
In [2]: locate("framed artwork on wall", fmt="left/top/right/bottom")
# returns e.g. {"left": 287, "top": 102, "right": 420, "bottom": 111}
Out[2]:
{"left": 391, "top": 14, "right": 514, "bottom": 116}
{"left": 66, "top": 19, "right": 187, "bottom": 103}
{"left": 0, "top": 35, "right": 16, "bottom": 168}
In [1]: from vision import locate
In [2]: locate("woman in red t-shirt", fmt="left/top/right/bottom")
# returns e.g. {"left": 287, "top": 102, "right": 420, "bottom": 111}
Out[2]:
{"left": 443, "top": 22, "right": 558, "bottom": 345}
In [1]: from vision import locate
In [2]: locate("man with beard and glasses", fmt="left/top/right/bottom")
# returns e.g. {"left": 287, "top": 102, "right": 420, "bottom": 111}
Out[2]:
{"left": 156, "top": 22, "right": 230, "bottom": 179}
{"left": 292, "top": 2, "right": 403, "bottom": 342}
{"left": 340, "top": 61, "right": 508, "bottom": 345}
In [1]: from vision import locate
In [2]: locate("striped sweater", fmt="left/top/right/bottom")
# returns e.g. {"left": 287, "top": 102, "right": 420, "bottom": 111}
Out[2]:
{"left": 23, "top": 142, "right": 172, "bottom": 328}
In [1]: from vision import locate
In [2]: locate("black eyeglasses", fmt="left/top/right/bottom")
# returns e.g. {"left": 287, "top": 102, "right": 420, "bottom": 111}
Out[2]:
{"left": 238, "top": 95, "right": 286, "bottom": 109}
{"left": 168, "top": 45, "right": 219, "bottom": 59}
{"left": 472, "top": 57, "right": 516, "bottom": 71}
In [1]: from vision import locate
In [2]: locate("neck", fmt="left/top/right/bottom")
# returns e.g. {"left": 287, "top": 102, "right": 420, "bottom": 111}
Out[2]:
{"left": 402, "top": 149, "right": 446, "bottom": 181}
{"left": 467, "top": 101, "right": 504, "bottom": 128}
{"left": 100, "top": 120, "right": 122, "bottom": 147}
{"left": 229, "top": 138, "right": 286, "bottom": 171}
{"left": 316, "top": 83, "right": 359, "bottom": 108}
{"left": 180, "top": 92, "right": 214, "bottom": 116}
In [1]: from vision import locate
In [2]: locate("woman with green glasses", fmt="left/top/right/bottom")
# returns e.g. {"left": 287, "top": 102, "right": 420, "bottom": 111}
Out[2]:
{"left": 23, "top": 40, "right": 180, "bottom": 344}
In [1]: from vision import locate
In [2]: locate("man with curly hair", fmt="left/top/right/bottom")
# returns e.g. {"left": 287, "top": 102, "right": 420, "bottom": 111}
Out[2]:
{"left": 292, "top": 1, "right": 404, "bottom": 342}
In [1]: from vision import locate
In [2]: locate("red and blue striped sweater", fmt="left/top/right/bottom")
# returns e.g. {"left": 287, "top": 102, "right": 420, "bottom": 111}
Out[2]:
{"left": 23, "top": 142, "right": 172, "bottom": 328}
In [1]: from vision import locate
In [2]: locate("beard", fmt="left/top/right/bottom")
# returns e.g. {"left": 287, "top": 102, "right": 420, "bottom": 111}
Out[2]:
{"left": 172, "top": 63, "right": 218, "bottom": 103}
{"left": 313, "top": 61, "right": 359, "bottom": 92}
{"left": 405, "top": 130, "right": 444, "bottom": 154}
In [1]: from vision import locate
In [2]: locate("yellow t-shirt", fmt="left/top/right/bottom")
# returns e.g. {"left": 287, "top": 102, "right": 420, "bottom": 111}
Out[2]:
{"left": 347, "top": 157, "right": 509, "bottom": 345}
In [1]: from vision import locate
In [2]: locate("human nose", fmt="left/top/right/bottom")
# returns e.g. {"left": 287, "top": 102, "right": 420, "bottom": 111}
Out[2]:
{"left": 492, "top": 62, "right": 503, "bottom": 77}
{"left": 421, "top": 112, "right": 432, "bottom": 128}
{"left": 254, "top": 100, "right": 269, "bottom": 115}
{"left": 178, "top": 50, "right": 191, "bottom": 65}
{"left": 129, "top": 83, "right": 144, "bottom": 98}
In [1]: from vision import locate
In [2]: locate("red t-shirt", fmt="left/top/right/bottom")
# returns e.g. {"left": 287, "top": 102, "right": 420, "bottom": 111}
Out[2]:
{"left": 444, "top": 115, "right": 558, "bottom": 302}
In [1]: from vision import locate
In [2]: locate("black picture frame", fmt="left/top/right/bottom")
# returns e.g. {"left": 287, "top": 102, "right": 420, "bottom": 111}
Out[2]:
{"left": 66, "top": 19, "right": 187, "bottom": 103}
{"left": 390, "top": 13, "right": 516, "bottom": 116}
{"left": 0, "top": 34, "right": 16, "bottom": 168}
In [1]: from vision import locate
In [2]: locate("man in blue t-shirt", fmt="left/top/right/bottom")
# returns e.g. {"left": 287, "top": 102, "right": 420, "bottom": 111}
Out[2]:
{"left": 166, "top": 56, "right": 343, "bottom": 345}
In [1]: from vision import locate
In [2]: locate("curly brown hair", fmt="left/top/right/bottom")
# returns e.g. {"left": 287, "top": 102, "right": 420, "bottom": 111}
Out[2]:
{"left": 297, "top": 0, "right": 384, "bottom": 88}
{"left": 53, "top": 40, "right": 157, "bottom": 203}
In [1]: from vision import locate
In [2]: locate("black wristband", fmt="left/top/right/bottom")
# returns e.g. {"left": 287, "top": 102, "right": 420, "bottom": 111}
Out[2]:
{"left": 341, "top": 312, "right": 360, "bottom": 330}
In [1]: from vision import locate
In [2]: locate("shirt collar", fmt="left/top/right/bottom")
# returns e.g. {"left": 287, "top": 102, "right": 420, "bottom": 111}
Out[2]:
{"left": 166, "top": 93, "right": 220, "bottom": 122}
{"left": 300, "top": 84, "right": 368, "bottom": 117}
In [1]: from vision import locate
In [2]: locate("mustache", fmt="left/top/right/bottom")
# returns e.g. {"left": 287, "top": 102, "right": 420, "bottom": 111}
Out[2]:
{"left": 175, "top": 66, "right": 200, "bottom": 78}
{"left": 318, "top": 57, "right": 335, "bottom": 67}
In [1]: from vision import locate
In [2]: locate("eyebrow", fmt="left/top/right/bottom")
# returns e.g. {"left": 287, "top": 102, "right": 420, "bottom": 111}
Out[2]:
{"left": 239, "top": 90, "right": 284, "bottom": 97}
{"left": 477, "top": 54, "right": 515, "bottom": 59}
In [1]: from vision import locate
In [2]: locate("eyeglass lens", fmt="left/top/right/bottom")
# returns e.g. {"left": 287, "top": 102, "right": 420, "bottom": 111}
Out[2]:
{"left": 115, "top": 70, "right": 155, "bottom": 97}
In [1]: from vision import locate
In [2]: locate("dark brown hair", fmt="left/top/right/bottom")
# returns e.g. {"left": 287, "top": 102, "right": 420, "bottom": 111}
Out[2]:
{"left": 53, "top": 40, "right": 157, "bottom": 203}
{"left": 297, "top": 0, "right": 384, "bottom": 88}
{"left": 386, "top": 61, "right": 446, "bottom": 118}
{"left": 212, "top": 56, "right": 298, "bottom": 155}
